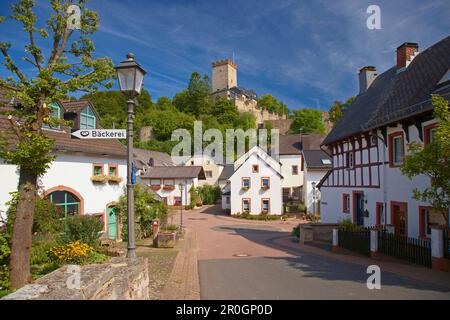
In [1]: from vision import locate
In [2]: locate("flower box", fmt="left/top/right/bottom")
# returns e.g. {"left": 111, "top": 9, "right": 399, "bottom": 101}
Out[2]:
{"left": 163, "top": 185, "right": 175, "bottom": 191}
{"left": 241, "top": 186, "right": 249, "bottom": 191}
{"left": 261, "top": 186, "right": 270, "bottom": 190}
{"left": 156, "top": 232, "right": 177, "bottom": 248}
{"left": 150, "top": 185, "right": 161, "bottom": 190}
{"left": 91, "top": 174, "right": 107, "bottom": 184}
{"left": 107, "top": 175, "right": 123, "bottom": 184}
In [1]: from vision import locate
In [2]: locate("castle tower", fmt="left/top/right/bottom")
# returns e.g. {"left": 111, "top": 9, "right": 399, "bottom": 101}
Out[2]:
{"left": 212, "top": 59, "right": 237, "bottom": 93}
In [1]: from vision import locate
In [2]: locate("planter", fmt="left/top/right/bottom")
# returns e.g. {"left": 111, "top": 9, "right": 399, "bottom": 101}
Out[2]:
{"left": 150, "top": 185, "right": 161, "bottom": 190}
{"left": 156, "top": 232, "right": 177, "bottom": 248}
{"left": 91, "top": 174, "right": 107, "bottom": 184}
{"left": 163, "top": 186, "right": 175, "bottom": 191}
{"left": 107, "top": 175, "right": 123, "bottom": 184}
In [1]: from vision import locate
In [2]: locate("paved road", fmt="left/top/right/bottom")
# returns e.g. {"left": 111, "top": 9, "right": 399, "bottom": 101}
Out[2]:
{"left": 180, "top": 205, "right": 450, "bottom": 300}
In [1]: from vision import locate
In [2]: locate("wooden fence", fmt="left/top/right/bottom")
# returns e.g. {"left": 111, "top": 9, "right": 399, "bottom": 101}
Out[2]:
{"left": 338, "top": 228, "right": 371, "bottom": 256}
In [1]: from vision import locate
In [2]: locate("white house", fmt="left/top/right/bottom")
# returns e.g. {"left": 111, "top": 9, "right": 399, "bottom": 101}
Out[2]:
{"left": 278, "top": 134, "right": 324, "bottom": 202}
{"left": 226, "top": 146, "right": 283, "bottom": 215}
{"left": 184, "top": 154, "right": 224, "bottom": 186}
{"left": 318, "top": 38, "right": 450, "bottom": 238}
{"left": 139, "top": 166, "right": 206, "bottom": 207}
{"left": 0, "top": 99, "right": 128, "bottom": 241}
{"left": 301, "top": 150, "right": 332, "bottom": 214}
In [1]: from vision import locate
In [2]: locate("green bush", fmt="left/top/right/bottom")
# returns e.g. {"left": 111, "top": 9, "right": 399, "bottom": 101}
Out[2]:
{"left": 298, "top": 203, "right": 306, "bottom": 213}
{"left": 339, "top": 219, "right": 364, "bottom": 231}
{"left": 292, "top": 226, "right": 300, "bottom": 238}
{"left": 33, "top": 199, "right": 64, "bottom": 235}
{"left": 197, "top": 185, "right": 221, "bottom": 205}
{"left": 232, "top": 213, "right": 280, "bottom": 221}
{"left": 119, "top": 184, "right": 169, "bottom": 240}
{"left": 61, "top": 215, "right": 103, "bottom": 246}
{"left": 161, "top": 224, "right": 178, "bottom": 232}
{"left": 189, "top": 185, "right": 199, "bottom": 209}
{"left": 0, "top": 231, "right": 10, "bottom": 294}
{"left": 30, "top": 240, "right": 58, "bottom": 265}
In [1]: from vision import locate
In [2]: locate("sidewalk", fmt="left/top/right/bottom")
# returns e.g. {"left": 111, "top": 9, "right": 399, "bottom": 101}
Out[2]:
{"left": 272, "top": 236, "right": 450, "bottom": 290}
{"left": 160, "top": 228, "right": 200, "bottom": 300}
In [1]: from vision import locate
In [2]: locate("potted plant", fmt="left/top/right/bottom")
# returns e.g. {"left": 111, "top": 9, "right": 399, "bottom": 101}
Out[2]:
{"left": 107, "top": 175, "right": 123, "bottom": 184}
{"left": 91, "top": 174, "right": 107, "bottom": 184}
{"left": 157, "top": 224, "right": 179, "bottom": 248}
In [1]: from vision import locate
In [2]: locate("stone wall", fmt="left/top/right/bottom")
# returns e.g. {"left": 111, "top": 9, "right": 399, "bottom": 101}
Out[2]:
{"left": 2, "top": 257, "right": 149, "bottom": 300}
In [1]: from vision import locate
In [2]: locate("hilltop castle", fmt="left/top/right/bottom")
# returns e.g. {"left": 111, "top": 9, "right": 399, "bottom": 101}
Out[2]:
{"left": 211, "top": 59, "right": 287, "bottom": 125}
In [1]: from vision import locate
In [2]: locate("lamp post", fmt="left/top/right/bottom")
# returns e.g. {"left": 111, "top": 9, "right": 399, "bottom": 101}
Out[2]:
{"left": 311, "top": 182, "right": 316, "bottom": 216}
{"left": 115, "top": 53, "right": 146, "bottom": 258}
{"left": 179, "top": 182, "right": 184, "bottom": 232}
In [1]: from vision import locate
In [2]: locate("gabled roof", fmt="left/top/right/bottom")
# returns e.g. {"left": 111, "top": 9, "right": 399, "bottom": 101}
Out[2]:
{"left": 133, "top": 148, "right": 173, "bottom": 169}
{"left": 218, "top": 165, "right": 234, "bottom": 181}
{"left": 302, "top": 150, "right": 332, "bottom": 170}
{"left": 230, "top": 146, "right": 283, "bottom": 180}
{"left": 140, "top": 166, "right": 206, "bottom": 180}
{"left": 323, "top": 36, "right": 450, "bottom": 145}
{"left": 279, "top": 134, "right": 325, "bottom": 155}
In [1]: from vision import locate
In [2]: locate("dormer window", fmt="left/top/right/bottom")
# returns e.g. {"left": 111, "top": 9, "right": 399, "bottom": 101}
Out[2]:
{"left": 80, "top": 105, "right": 96, "bottom": 129}
{"left": 42, "top": 103, "right": 60, "bottom": 130}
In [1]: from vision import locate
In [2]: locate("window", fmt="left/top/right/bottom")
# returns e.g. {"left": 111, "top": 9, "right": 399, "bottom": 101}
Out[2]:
{"left": 80, "top": 105, "right": 96, "bottom": 129}
{"left": 292, "top": 165, "right": 298, "bottom": 175}
{"left": 108, "top": 165, "right": 118, "bottom": 176}
{"left": 252, "top": 165, "right": 259, "bottom": 173}
{"left": 242, "top": 198, "right": 250, "bottom": 213}
{"left": 376, "top": 203, "right": 384, "bottom": 225}
{"left": 46, "top": 191, "right": 80, "bottom": 216}
{"left": 424, "top": 124, "right": 437, "bottom": 145}
{"left": 150, "top": 179, "right": 161, "bottom": 186}
{"left": 343, "top": 194, "right": 350, "bottom": 213}
{"left": 261, "top": 177, "right": 270, "bottom": 189}
{"left": 205, "top": 170, "right": 213, "bottom": 178}
{"left": 242, "top": 177, "right": 250, "bottom": 190}
{"left": 42, "top": 103, "right": 60, "bottom": 130}
{"left": 93, "top": 164, "right": 103, "bottom": 176}
{"left": 419, "top": 207, "right": 448, "bottom": 238}
{"left": 174, "top": 197, "right": 182, "bottom": 206}
{"left": 346, "top": 152, "right": 354, "bottom": 168}
{"left": 389, "top": 132, "right": 404, "bottom": 166}
{"left": 163, "top": 179, "right": 175, "bottom": 189}
{"left": 262, "top": 199, "right": 270, "bottom": 213}
{"left": 226, "top": 196, "right": 230, "bottom": 204}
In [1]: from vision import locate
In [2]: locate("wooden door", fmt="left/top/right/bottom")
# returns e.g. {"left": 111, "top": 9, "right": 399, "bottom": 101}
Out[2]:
{"left": 392, "top": 202, "right": 408, "bottom": 236}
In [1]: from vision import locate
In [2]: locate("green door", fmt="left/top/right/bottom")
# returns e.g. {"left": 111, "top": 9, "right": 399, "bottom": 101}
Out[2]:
{"left": 108, "top": 206, "right": 117, "bottom": 240}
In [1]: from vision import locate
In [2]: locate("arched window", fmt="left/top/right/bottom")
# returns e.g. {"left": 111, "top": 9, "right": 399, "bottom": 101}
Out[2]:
{"left": 46, "top": 190, "right": 80, "bottom": 216}
{"left": 80, "top": 105, "right": 96, "bottom": 129}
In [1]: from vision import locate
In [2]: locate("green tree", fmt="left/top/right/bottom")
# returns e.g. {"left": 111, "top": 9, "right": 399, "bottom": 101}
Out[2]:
{"left": 0, "top": 0, "right": 115, "bottom": 289}
{"left": 211, "top": 98, "right": 239, "bottom": 125}
{"left": 328, "top": 96, "right": 355, "bottom": 124}
{"left": 118, "top": 184, "right": 169, "bottom": 240}
{"left": 173, "top": 72, "right": 212, "bottom": 116}
{"left": 257, "top": 94, "right": 289, "bottom": 115}
{"left": 401, "top": 94, "right": 450, "bottom": 223}
{"left": 290, "top": 108, "right": 326, "bottom": 134}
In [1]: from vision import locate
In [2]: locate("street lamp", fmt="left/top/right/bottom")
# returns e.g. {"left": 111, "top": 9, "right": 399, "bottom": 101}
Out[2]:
{"left": 115, "top": 53, "right": 146, "bottom": 258}
{"left": 179, "top": 182, "right": 184, "bottom": 233}
{"left": 311, "top": 182, "right": 317, "bottom": 216}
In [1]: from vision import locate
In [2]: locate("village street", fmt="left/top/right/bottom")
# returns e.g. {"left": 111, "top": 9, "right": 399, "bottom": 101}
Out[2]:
{"left": 170, "top": 205, "right": 450, "bottom": 300}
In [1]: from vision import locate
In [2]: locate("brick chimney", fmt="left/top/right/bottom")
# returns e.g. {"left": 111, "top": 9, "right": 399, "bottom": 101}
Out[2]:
{"left": 358, "top": 66, "right": 377, "bottom": 94}
{"left": 396, "top": 42, "right": 418, "bottom": 70}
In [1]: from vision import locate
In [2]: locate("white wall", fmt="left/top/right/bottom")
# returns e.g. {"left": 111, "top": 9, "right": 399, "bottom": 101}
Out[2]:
{"left": 0, "top": 152, "right": 127, "bottom": 230}
{"left": 185, "top": 155, "right": 224, "bottom": 186}
{"left": 143, "top": 177, "right": 198, "bottom": 206}
{"left": 303, "top": 169, "right": 327, "bottom": 214}
{"left": 280, "top": 155, "right": 303, "bottom": 189}
{"left": 320, "top": 119, "right": 444, "bottom": 238}
{"left": 229, "top": 153, "right": 282, "bottom": 215}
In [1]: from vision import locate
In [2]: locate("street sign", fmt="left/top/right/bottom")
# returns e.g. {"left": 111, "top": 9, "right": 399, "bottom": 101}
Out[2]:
{"left": 71, "top": 129, "right": 126, "bottom": 139}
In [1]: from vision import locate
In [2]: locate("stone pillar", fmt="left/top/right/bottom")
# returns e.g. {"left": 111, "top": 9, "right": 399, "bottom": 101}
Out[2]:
{"left": 152, "top": 220, "right": 159, "bottom": 248}
{"left": 370, "top": 230, "right": 379, "bottom": 258}
{"left": 431, "top": 228, "right": 449, "bottom": 272}
{"left": 332, "top": 228, "right": 339, "bottom": 253}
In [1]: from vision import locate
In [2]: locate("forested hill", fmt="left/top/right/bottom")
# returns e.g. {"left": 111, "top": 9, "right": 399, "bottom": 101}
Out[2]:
{"left": 82, "top": 72, "right": 291, "bottom": 154}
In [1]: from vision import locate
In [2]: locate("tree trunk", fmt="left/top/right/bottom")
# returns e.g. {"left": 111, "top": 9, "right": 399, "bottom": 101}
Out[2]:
{"left": 8, "top": 168, "right": 38, "bottom": 290}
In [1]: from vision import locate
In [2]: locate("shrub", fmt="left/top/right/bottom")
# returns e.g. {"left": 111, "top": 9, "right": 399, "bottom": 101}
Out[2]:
{"left": 189, "top": 185, "right": 199, "bottom": 209}
{"left": 233, "top": 213, "right": 280, "bottom": 221}
{"left": 119, "top": 184, "right": 169, "bottom": 240}
{"left": 49, "top": 241, "right": 94, "bottom": 264}
{"left": 292, "top": 226, "right": 300, "bottom": 238}
{"left": 298, "top": 203, "right": 306, "bottom": 213}
{"left": 61, "top": 215, "right": 103, "bottom": 247}
{"left": 31, "top": 240, "right": 58, "bottom": 265}
{"left": 161, "top": 224, "right": 178, "bottom": 232}
{"left": 197, "top": 185, "right": 221, "bottom": 205}
{"left": 339, "top": 219, "right": 363, "bottom": 231}
{"left": 0, "top": 231, "right": 10, "bottom": 294}
{"left": 33, "top": 199, "right": 64, "bottom": 236}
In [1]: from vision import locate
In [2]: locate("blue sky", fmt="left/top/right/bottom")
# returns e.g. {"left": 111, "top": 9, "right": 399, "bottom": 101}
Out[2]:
{"left": 1, "top": 0, "right": 449, "bottom": 111}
